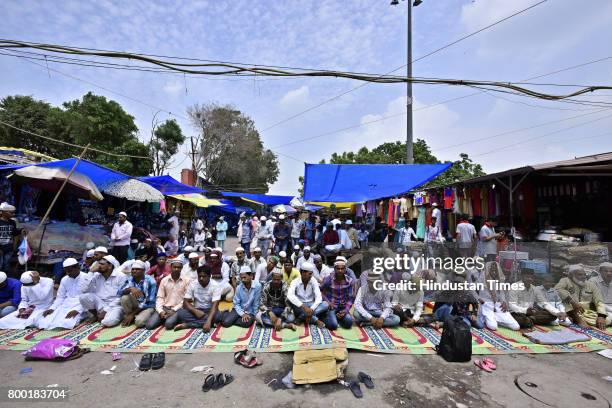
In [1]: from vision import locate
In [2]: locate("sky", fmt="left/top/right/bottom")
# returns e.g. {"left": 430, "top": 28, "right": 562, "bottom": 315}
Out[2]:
{"left": 1, "top": 0, "right": 612, "bottom": 195}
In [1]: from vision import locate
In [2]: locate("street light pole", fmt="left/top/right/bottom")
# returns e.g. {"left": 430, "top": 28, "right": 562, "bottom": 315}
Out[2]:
{"left": 406, "top": 0, "right": 414, "bottom": 164}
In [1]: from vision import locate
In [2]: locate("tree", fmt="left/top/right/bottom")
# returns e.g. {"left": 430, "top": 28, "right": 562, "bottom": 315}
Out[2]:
{"left": 149, "top": 116, "right": 185, "bottom": 176}
{"left": 299, "top": 139, "right": 485, "bottom": 193}
{"left": 188, "top": 103, "right": 279, "bottom": 193}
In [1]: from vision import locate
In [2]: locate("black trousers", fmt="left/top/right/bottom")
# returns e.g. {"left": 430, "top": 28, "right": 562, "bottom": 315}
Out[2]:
{"left": 221, "top": 308, "right": 255, "bottom": 328}
{"left": 113, "top": 245, "right": 129, "bottom": 264}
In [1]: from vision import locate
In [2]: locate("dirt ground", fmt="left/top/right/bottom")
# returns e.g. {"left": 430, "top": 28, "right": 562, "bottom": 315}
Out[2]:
{"left": 0, "top": 349, "right": 610, "bottom": 408}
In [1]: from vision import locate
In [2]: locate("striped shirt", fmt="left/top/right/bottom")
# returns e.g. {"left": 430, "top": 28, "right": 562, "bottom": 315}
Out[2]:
{"left": 321, "top": 275, "right": 354, "bottom": 314}
{"left": 118, "top": 275, "right": 157, "bottom": 309}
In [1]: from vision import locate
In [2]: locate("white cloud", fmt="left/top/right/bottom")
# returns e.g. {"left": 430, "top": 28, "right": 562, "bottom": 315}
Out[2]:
{"left": 162, "top": 80, "right": 184, "bottom": 97}
{"left": 280, "top": 85, "right": 310, "bottom": 107}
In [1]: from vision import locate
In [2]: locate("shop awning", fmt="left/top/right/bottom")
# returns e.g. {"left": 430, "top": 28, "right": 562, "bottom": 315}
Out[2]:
{"left": 220, "top": 192, "right": 294, "bottom": 205}
{"left": 139, "top": 175, "right": 207, "bottom": 195}
{"left": 103, "top": 178, "right": 164, "bottom": 202}
{"left": 215, "top": 199, "right": 255, "bottom": 215}
{"left": 170, "top": 194, "right": 225, "bottom": 208}
{"left": 302, "top": 163, "right": 452, "bottom": 202}
{"left": 306, "top": 202, "right": 356, "bottom": 209}
{"left": 9, "top": 165, "right": 104, "bottom": 201}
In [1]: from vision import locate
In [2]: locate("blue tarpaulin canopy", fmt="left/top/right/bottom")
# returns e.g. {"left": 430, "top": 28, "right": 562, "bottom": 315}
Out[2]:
{"left": 216, "top": 199, "right": 255, "bottom": 215}
{"left": 220, "top": 192, "right": 293, "bottom": 206}
{"left": 139, "top": 175, "right": 206, "bottom": 195}
{"left": 302, "top": 163, "right": 453, "bottom": 202}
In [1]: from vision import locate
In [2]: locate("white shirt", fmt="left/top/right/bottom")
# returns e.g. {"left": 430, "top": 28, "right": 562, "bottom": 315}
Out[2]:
{"left": 287, "top": 277, "right": 322, "bottom": 309}
{"left": 111, "top": 220, "right": 133, "bottom": 247}
{"left": 84, "top": 269, "right": 127, "bottom": 305}
{"left": 255, "top": 263, "right": 271, "bottom": 283}
{"left": 398, "top": 227, "right": 417, "bottom": 245}
{"left": 168, "top": 215, "right": 180, "bottom": 237}
{"left": 195, "top": 219, "right": 204, "bottom": 231}
{"left": 456, "top": 222, "right": 477, "bottom": 248}
{"left": 194, "top": 232, "right": 206, "bottom": 245}
{"left": 18, "top": 277, "right": 54, "bottom": 310}
{"left": 50, "top": 272, "right": 88, "bottom": 310}
{"left": 432, "top": 208, "right": 441, "bottom": 229}
{"left": 185, "top": 279, "right": 221, "bottom": 310}
{"left": 181, "top": 263, "right": 199, "bottom": 281}
{"left": 250, "top": 257, "right": 266, "bottom": 272}
{"left": 316, "top": 265, "right": 333, "bottom": 282}
{"left": 479, "top": 224, "right": 497, "bottom": 255}
{"left": 392, "top": 289, "right": 424, "bottom": 321}
{"left": 338, "top": 229, "right": 352, "bottom": 249}
{"left": 296, "top": 255, "right": 313, "bottom": 271}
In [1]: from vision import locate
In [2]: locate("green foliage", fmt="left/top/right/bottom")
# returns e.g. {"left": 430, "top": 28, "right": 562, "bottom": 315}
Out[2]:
{"left": 150, "top": 118, "right": 185, "bottom": 176}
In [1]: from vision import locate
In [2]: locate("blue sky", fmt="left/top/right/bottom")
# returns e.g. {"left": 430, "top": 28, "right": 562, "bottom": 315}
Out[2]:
{"left": 1, "top": 0, "right": 612, "bottom": 195}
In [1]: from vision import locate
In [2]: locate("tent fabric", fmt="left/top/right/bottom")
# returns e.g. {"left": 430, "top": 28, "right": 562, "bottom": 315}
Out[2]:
{"left": 170, "top": 194, "right": 224, "bottom": 208}
{"left": 9, "top": 165, "right": 103, "bottom": 201}
{"left": 103, "top": 179, "right": 164, "bottom": 202}
{"left": 139, "top": 175, "right": 206, "bottom": 195}
{"left": 303, "top": 163, "right": 453, "bottom": 202}
{"left": 216, "top": 199, "right": 255, "bottom": 215}
{"left": 220, "top": 192, "right": 294, "bottom": 206}
{"left": 306, "top": 202, "right": 356, "bottom": 209}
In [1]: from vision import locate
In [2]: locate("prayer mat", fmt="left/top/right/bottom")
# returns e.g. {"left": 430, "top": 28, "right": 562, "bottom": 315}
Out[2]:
{"left": 0, "top": 323, "right": 609, "bottom": 354}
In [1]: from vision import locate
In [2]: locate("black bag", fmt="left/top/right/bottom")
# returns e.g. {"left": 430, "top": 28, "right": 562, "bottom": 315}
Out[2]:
{"left": 436, "top": 316, "right": 472, "bottom": 362}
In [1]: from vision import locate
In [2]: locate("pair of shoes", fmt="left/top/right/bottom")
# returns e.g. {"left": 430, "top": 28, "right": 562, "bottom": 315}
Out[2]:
{"left": 474, "top": 358, "right": 496, "bottom": 373}
{"left": 139, "top": 352, "right": 165, "bottom": 371}
{"left": 202, "top": 373, "right": 234, "bottom": 392}
{"left": 349, "top": 372, "right": 375, "bottom": 398}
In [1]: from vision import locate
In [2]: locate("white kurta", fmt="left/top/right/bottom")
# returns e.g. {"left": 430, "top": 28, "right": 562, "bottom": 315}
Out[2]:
{"left": 0, "top": 277, "right": 54, "bottom": 329}
{"left": 37, "top": 273, "right": 89, "bottom": 330}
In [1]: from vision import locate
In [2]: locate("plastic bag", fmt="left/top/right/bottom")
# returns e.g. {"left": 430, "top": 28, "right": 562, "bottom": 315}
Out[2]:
{"left": 23, "top": 338, "right": 77, "bottom": 360}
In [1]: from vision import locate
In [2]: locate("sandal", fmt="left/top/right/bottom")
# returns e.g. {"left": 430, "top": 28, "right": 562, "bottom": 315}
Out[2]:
{"left": 238, "top": 354, "right": 258, "bottom": 368}
{"left": 212, "top": 373, "right": 225, "bottom": 390}
{"left": 358, "top": 371, "right": 375, "bottom": 389}
{"left": 349, "top": 381, "right": 363, "bottom": 398}
{"left": 138, "top": 353, "right": 153, "bottom": 371}
{"left": 151, "top": 352, "right": 165, "bottom": 370}
{"left": 202, "top": 374, "right": 216, "bottom": 392}
{"left": 483, "top": 357, "right": 496, "bottom": 370}
{"left": 474, "top": 359, "right": 492, "bottom": 373}
{"left": 234, "top": 350, "right": 248, "bottom": 364}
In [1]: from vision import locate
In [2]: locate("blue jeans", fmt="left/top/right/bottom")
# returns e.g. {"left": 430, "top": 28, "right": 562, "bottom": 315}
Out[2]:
{"left": 258, "top": 239, "right": 271, "bottom": 257}
{"left": 261, "top": 306, "right": 294, "bottom": 327}
{"left": 353, "top": 309, "right": 400, "bottom": 327}
{"left": 323, "top": 307, "right": 353, "bottom": 330}
{"left": 434, "top": 304, "right": 484, "bottom": 329}
{"left": 274, "top": 240, "right": 289, "bottom": 255}
{"left": 291, "top": 301, "right": 329, "bottom": 324}
{"left": 240, "top": 242, "right": 251, "bottom": 258}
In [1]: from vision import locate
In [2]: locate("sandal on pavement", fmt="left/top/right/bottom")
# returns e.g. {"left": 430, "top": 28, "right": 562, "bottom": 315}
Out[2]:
{"left": 212, "top": 373, "right": 225, "bottom": 390}
{"left": 138, "top": 353, "right": 153, "bottom": 371}
{"left": 151, "top": 352, "right": 165, "bottom": 370}
{"left": 202, "top": 374, "right": 216, "bottom": 392}
{"left": 349, "top": 381, "right": 363, "bottom": 398}
{"left": 474, "top": 359, "right": 492, "bottom": 373}
{"left": 358, "top": 371, "right": 375, "bottom": 389}
{"left": 482, "top": 357, "right": 496, "bottom": 370}
{"left": 234, "top": 349, "right": 247, "bottom": 364}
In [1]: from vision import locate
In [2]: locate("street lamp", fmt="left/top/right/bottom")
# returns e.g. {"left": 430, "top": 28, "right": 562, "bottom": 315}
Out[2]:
{"left": 391, "top": 0, "right": 423, "bottom": 164}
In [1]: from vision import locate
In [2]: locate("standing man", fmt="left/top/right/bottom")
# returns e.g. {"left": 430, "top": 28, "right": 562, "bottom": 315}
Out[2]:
{"left": 320, "top": 260, "right": 354, "bottom": 330}
{"left": 256, "top": 216, "right": 273, "bottom": 257}
{"left": 0, "top": 271, "right": 21, "bottom": 317}
{"left": 273, "top": 215, "right": 291, "bottom": 255}
{"left": 287, "top": 262, "right": 328, "bottom": 328}
{"left": 38, "top": 258, "right": 88, "bottom": 329}
{"left": 216, "top": 216, "right": 228, "bottom": 252}
{"left": 146, "top": 258, "right": 190, "bottom": 330}
{"left": 0, "top": 271, "right": 54, "bottom": 329}
{"left": 456, "top": 215, "right": 477, "bottom": 258}
{"left": 290, "top": 214, "right": 304, "bottom": 248}
{"left": 0, "top": 203, "right": 24, "bottom": 273}
{"left": 167, "top": 210, "right": 181, "bottom": 241}
{"left": 221, "top": 265, "right": 261, "bottom": 328}
{"left": 117, "top": 260, "right": 157, "bottom": 327}
{"left": 479, "top": 217, "right": 503, "bottom": 261}
{"left": 432, "top": 203, "right": 442, "bottom": 231}
{"left": 239, "top": 214, "right": 254, "bottom": 258}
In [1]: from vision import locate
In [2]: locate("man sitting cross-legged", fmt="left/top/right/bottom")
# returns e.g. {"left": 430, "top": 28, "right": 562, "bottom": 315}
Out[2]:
{"left": 392, "top": 274, "right": 425, "bottom": 328}
{"left": 256, "top": 269, "right": 296, "bottom": 330}
{"left": 144, "top": 259, "right": 190, "bottom": 330}
{"left": 0, "top": 271, "right": 54, "bottom": 329}
{"left": 353, "top": 271, "right": 400, "bottom": 329}
{"left": 287, "top": 262, "right": 329, "bottom": 328}
{"left": 117, "top": 260, "right": 157, "bottom": 327}
{"left": 174, "top": 265, "right": 223, "bottom": 332}
{"left": 320, "top": 259, "right": 354, "bottom": 330}
{"left": 221, "top": 265, "right": 262, "bottom": 328}
{"left": 509, "top": 268, "right": 558, "bottom": 332}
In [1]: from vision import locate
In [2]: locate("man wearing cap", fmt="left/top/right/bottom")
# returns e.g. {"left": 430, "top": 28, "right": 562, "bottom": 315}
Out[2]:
{"left": 0, "top": 271, "right": 21, "bottom": 318}
{"left": 345, "top": 220, "right": 359, "bottom": 249}
{"left": 79, "top": 255, "right": 127, "bottom": 327}
{"left": 117, "top": 260, "right": 157, "bottom": 327}
{"left": 277, "top": 250, "right": 288, "bottom": 272}
{"left": 508, "top": 269, "right": 559, "bottom": 331}
{"left": 147, "top": 253, "right": 171, "bottom": 286}
{"left": 257, "top": 268, "right": 296, "bottom": 330}
{"left": 296, "top": 246, "right": 313, "bottom": 271}
{"left": 127, "top": 239, "right": 139, "bottom": 261}
{"left": 256, "top": 216, "right": 273, "bottom": 257}
{"left": 322, "top": 223, "right": 341, "bottom": 253}
{"left": 146, "top": 259, "right": 190, "bottom": 329}
{"left": 175, "top": 245, "right": 194, "bottom": 266}
{"left": 320, "top": 258, "right": 354, "bottom": 330}
{"left": 174, "top": 265, "right": 223, "bottom": 332}
{"left": 38, "top": 258, "right": 88, "bottom": 329}
{"left": 110, "top": 212, "right": 133, "bottom": 264}
{"left": 194, "top": 227, "right": 207, "bottom": 251}
{"left": 215, "top": 216, "right": 228, "bottom": 251}
{"left": 164, "top": 234, "right": 179, "bottom": 257}
{"left": 290, "top": 245, "right": 302, "bottom": 266}
{"left": 392, "top": 275, "right": 425, "bottom": 328}
{"left": 287, "top": 262, "right": 328, "bottom": 328}
{"left": 222, "top": 265, "right": 262, "bottom": 328}
{"left": 590, "top": 262, "right": 612, "bottom": 317}
{"left": 312, "top": 255, "right": 332, "bottom": 283}
{"left": 250, "top": 247, "right": 266, "bottom": 271}
{"left": 290, "top": 214, "right": 304, "bottom": 248}
{"left": 431, "top": 202, "right": 442, "bottom": 230}
{"left": 181, "top": 253, "right": 200, "bottom": 281}
{"left": 556, "top": 264, "right": 609, "bottom": 329}
{"left": 206, "top": 249, "right": 234, "bottom": 301}
{"left": 82, "top": 250, "right": 96, "bottom": 273}
{"left": 230, "top": 247, "right": 252, "bottom": 289}
{"left": 0, "top": 271, "right": 54, "bottom": 329}
{"left": 0, "top": 202, "right": 24, "bottom": 272}
{"left": 167, "top": 210, "right": 181, "bottom": 240}
{"left": 273, "top": 215, "right": 291, "bottom": 255}
{"left": 255, "top": 256, "right": 278, "bottom": 284}
{"left": 337, "top": 223, "right": 353, "bottom": 251}
{"left": 353, "top": 272, "right": 400, "bottom": 328}
{"left": 335, "top": 256, "right": 357, "bottom": 281}
{"left": 89, "top": 246, "right": 109, "bottom": 273}
{"left": 238, "top": 214, "right": 255, "bottom": 258}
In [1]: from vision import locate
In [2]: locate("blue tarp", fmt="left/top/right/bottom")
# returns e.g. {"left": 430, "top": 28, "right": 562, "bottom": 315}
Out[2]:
{"left": 216, "top": 199, "right": 255, "bottom": 215}
{"left": 302, "top": 163, "right": 453, "bottom": 202}
{"left": 220, "top": 192, "right": 293, "bottom": 205}
{"left": 139, "top": 175, "right": 206, "bottom": 195}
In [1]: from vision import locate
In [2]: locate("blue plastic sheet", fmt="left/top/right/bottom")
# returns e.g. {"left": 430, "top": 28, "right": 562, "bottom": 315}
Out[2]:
{"left": 220, "top": 192, "right": 293, "bottom": 205}
{"left": 302, "top": 163, "right": 452, "bottom": 202}
{"left": 139, "top": 175, "right": 206, "bottom": 195}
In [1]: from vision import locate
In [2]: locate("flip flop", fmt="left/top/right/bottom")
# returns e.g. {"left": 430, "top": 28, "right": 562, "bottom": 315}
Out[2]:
{"left": 482, "top": 357, "right": 496, "bottom": 370}
{"left": 221, "top": 373, "right": 234, "bottom": 388}
{"left": 212, "top": 373, "right": 225, "bottom": 390}
{"left": 234, "top": 350, "right": 247, "bottom": 364}
{"left": 202, "top": 374, "right": 216, "bottom": 392}
{"left": 349, "top": 381, "right": 363, "bottom": 398}
{"left": 238, "top": 354, "right": 258, "bottom": 368}
{"left": 474, "top": 359, "right": 492, "bottom": 373}
{"left": 138, "top": 353, "right": 153, "bottom": 371}
{"left": 151, "top": 352, "right": 165, "bottom": 370}
{"left": 358, "top": 371, "right": 375, "bottom": 389}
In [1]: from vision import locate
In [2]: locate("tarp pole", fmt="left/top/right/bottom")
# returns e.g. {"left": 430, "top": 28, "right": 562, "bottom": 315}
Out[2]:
{"left": 34, "top": 144, "right": 90, "bottom": 268}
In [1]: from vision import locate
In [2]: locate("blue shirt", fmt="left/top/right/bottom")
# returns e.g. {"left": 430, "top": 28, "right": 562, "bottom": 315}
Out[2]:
{"left": 240, "top": 221, "right": 253, "bottom": 243}
{"left": 117, "top": 275, "right": 157, "bottom": 309}
{"left": 0, "top": 278, "right": 21, "bottom": 307}
{"left": 233, "top": 280, "right": 262, "bottom": 316}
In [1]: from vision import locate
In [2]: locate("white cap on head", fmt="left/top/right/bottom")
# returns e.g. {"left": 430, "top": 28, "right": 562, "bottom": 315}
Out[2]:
{"left": 63, "top": 258, "right": 79, "bottom": 268}
{"left": 0, "top": 202, "right": 16, "bottom": 211}
{"left": 0, "top": 272, "right": 6, "bottom": 284}
{"left": 219, "top": 216, "right": 225, "bottom": 220}
{"left": 294, "top": 245, "right": 300, "bottom": 250}
{"left": 170, "top": 258, "right": 183, "bottom": 265}
{"left": 188, "top": 252, "right": 200, "bottom": 259}
{"left": 303, "top": 246, "right": 311, "bottom": 251}
{"left": 300, "top": 262, "right": 314, "bottom": 272}
{"left": 214, "top": 247, "right": 223, "bottom": 252}
{"left": 599, "top": 262, "right": 612, "bottom": 270}
{"left": 235, "top": 247, "right": 245, "bottom": 253}
{"left": 260, "top": 216, "right": 267, "bottom": 221}
{"left": 131, "top": 260, "right": 146, "bottom": 270}
{"left": 279, "top": 251, "right": 287, "bottom": 258}
{"left": 239, "top": 265, "right": 252, "bottom": 274}
{"left": 94, "top": 246, "right": 108, "bottom": 254}
{"left": 86, "top": 242, "right": 95, "bottom": 250}
{"left": 345, "top": 220, "right": 352, "bottom": 225}
{"left": 253, "top": 216, "right": 258, "bottom": 220}
{"left": 86, "top": 249, "right": 95, "bottom": 258}
{"left": 253, "top": 247, "right": 261, "bottom": 252}
{"left": 20, "top": 271, "right": 34, "bottom": 284}
{"left": 432, "top": 203, "right": 438, "bottom": 207}
{"left": 334, "top": 259, "right": 346, "bottom": 267}
{"left": 568, "top": 264, "right": 584, "bottom": 274}
{"left": 210, "top": 252, "right": 219, "bottom": 258}
{"left": 184, "top": 246, "right": 195, "bottom": 252}
{"left": 335, "top": 256, "right": 347, "bottom": 263}
{"left": 279, "top": 214, "right": 285, "bottom": 220}
{"left": 119, "top": 211, "right": 127, "bottom": 217}
{"left": 131, "top": 239, "right": 138, "bottom": 244}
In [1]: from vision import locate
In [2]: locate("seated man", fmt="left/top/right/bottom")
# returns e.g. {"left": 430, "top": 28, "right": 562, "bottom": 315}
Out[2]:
{"left": 535, "top": 275, "right": 571, "bottom": 326}
{"left": 353, "top": 272, "right": 400, "bottom": 328}
{"left": 174, "top": 265, "right": 223, "bottom": 332}
{"left": 175, "top": 246, "right": 195, "bottom": 265}
{"left": 320, "top": 259, "right": 354, "bottom": 330}
{"left": 230, "top": 247, "right": 252, "bottom": 289}
{"left": 206, "top": 249, "right": 234, "bottom": 301}
{"left": 255, "top": 256, "right": 278, "bottom": 284}
{"left": 287, "top": 262, "right": 328, "bottom": 328}
{"left": 556, "top": 264, "right": 610, "bottom": 329}
{"left": 257, "top": 269, "right": 295, "bottom": 330}
{"left": 81, "top": 249, "right": 95, "bottom": 273}
{"left": 38, "top": 258, "right": 88, "bottom": 330}
{"left": 312, "top": 254, "right": 332, "bottom": 284}
{"left": 222, "top": 265, "right": 261, "bottom": 328}
{"left": 433, "top": 269, "right": 483, "bottom": 329}
{"left": 0, "top": 271, "right": 21, "bottom": 318}
{"left": 147, "top": 253, "right": 171, "bottom": 286}
{"left": 508, "top": 269, "right": 560, "bottom": 331}
{"left": 250, "top": 247, "right": 266, "bottom": 272}
{"left": 88, "top": 246, "right": 109, "bottom": 273}
{"left": 117, "top": 260, "right": 157, "bottom": 327}
{"left": 471, "top": 261, "right": 519, "bottom": 331}
{"left": 290, "top": 245, "right": 302, "bottom": 266}
{"left": 281, "top": 258, "right": 300, "bottom": 285}
{"left": 146, "top": 259, "right": 190, "bottom": 330}
{"left": 79, "top": 255, "right": 127, "bottom": 327}
{"left": 322, "top": 223, "right": 341, "bottom": 254}
{"left": 0, "top": 271, "right": 54, "bottom": 329}
{"left": 181, "top": 254, "right": 199, "bottom": 281}
{"left": 392, "top": 274, "right": 425, "bottom": 328}
{"left": 590, "top": 262, "right": 612, "bottom": 317}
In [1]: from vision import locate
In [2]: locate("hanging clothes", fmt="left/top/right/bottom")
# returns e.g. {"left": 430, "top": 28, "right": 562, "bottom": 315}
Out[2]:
{"left": 377, "top": 201, "right": 384, "bottom": 218}
{"left": 470, "top": 188, "right": 481, "bottom": 216}
{"left": 394, "top": 217, "right": 407, "bottom": 243}
{"left": 453, "top": 188, "right": 461, "bottom": 214}
{"left": 387, "top": 200, "right": 395, "bottom": 227}
{"left": 416, "top": 206, "right": 426, "bottom": 239}
{"left": 399, "top": 197, "right": 409, "bottom": 215}
{"left": 488, "top": 188, "right": 496, "bottom": 216}
{"left": 425, "top": 205, "right": 433, "bottom": 227}
{"left": 443, "top": 188, "right": 454, "bottom": 210}
{"left": 410, "top": 199, "right": 418, "bottom": 219}
{"left": 481, "top": 187, "right": 489, "bottom": 219}
{"left": 366, "top": 200, "right": 376, "bottom": 215}
{"left": 447, "top": 212, "right": 456, "bottom": 239}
